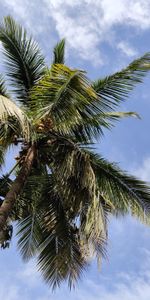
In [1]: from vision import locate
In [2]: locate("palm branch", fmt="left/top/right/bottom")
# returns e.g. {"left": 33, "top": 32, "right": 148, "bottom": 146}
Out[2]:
{"left": 0, "top": 75, "right": 9, "bottom": 97}
{"left": 53, "top": 39, "right": 65, "bottom": 64}
{"left": 93, "top": 53, "right": 150, "bottom": 110}
{"left": 0, "top": 94, "right": 31, "bottom": 143}
{"left": 89, "top": 152, "right": 150, "bottom": 223}
{"left": 0, "top": 16, "right": 45, "bottom": 105}
{"left": 31, "top": 63, "right": 142, "bottom": 143}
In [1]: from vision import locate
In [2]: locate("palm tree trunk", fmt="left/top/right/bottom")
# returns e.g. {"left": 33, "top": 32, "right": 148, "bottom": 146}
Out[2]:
{"left": 0, "top": 145, "right": 35, "bottom": 231}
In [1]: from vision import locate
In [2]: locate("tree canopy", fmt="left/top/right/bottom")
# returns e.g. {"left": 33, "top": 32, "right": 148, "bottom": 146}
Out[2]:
{"left": 0, "top": 16, "right": 150, "bottom": 289}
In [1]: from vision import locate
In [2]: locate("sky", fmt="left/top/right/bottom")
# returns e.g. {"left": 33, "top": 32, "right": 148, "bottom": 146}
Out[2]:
{"left": 1, "top": 0, "right": 150, "bottom": 299}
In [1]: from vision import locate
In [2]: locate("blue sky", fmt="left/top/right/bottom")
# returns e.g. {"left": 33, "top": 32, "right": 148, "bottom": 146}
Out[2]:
{"left": 1, "top": 0, "right": 150, "bottom": 299}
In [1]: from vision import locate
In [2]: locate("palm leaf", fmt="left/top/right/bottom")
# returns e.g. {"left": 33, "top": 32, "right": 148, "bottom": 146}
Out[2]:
{"left": 31, "top": 64, "right": 105, "bottom": 137}
{"left": 71, "top": 111, "right": 140, "bottom": 143}
{"left": 0, "top": 146, "right": 5, "bottom": 168}
{"left": 0, "top": 16, "right": 45, "bottom": 105}
{"left": 44, "top": 134, "right": 95, "bottom": 214}
{"left": 0, "top": 75, "right": 9, "bottom": 97}
{"left": 89, "top": 152, "right": 150, "bottom": 224}
{"left": 17, "top": 213, "right": 43, "bottom": 261}
{"left": 93, "top": 53, "right": 150, "bottom": 110}
{"left": 16, "top": 169, "right": 86, "bottom": 289}
{"left": 80, "top": 194, "right": 107, "bottom": 265}
{"left": 32, "top": 63, "right": 141, "bottom": 141}
{"left": 103, "top": 111, "right": 140, "bottom": 120}
{"left": 42, "top": 134, "right": 107, "bottom": 259}
{"left": 13, "top": 164, "right": 49, "bottom": 220}
{"left": 0, "top": 95, "right": 31, "bottom": 142}
{"left": 53, "top": 39, "right": 65, "bottom": 64}
{"left": 44, "top": 138, "right": 107, "bottom": 269}
{"left": 16, "top": 170, "right": 49, "bottom": 260}
{"left": 37, "top": 184, "right": 86, "bottom": 289}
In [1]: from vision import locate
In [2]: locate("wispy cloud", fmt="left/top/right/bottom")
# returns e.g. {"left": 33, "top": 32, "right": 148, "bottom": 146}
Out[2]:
{"left": 2, "top": 248, "right": 150, "bottom": 300}
{"left": 133, "top": 157, "right": 150, "bottom": 182}
{"left": 44, "top": 0, "right": 150, "bottom": 64}
{"left": 117, "top": 41, "right": 138, "bottom": 57}
{"left": 101, "top": 0, "right": 150, "bottom": 29}
{"left": 1, "top": 0, "right": 150, "bottom": 65}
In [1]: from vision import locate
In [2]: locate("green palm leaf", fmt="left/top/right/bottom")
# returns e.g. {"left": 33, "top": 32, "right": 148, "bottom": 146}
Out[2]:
{"left": 31, "top": 64, "right": 106, "bottom": 139}
{"left": 31, "top": 62, "right": 142, "bottom": 142}
{"left": 93, "top": 53, "right": 150, "bottom": 110}
{"left": 17, "top": 213, "right": 43, "bottom": 261}
{"left": 0, "top": 16, "right": 45, "bottom": 105}
{"left": 31, "top": 64, "right": 96, "bottom": 118}
{"left": 89, "top": 152, "right": 150, "bottom": 223}
{"left": 16, "top": 171, "right": 49, "bottom": 260}
{"left": 53, "top": 39, "right": 65, "bottom": 64}
{"left": 46, "top": 136, "right": 108, "bottom": 262}
{"left": 37, "top": 186, "right": 86, "bottom": 289}
{"left": 71, "top": 111, "right": 140, "bottom": 143}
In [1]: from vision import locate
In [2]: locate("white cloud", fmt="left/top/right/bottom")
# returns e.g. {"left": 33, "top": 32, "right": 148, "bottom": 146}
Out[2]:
{"left": 2, "top": 0, "right": 47, "bottom": 35}
{"left": 43, "top": 0, "right": 150, "bottom": 64}
{"left": 117, "top": 41, "right": 138, "bottom": 57}
{"left": 0, "top": 284, "right": 21, "bottom": 300}
{"left": 101, "top": 0, "right": 150, "bottom": 29}
{"left": 5, "top": 260, "right": 150, "bottom": 300}
{"left": 3, "top": 0, "right": 28, "bottom": 20}
{"left": 1, "top": 0, "right": 150, "bottom": 65}
{"left": 133, "top": 157, "right": 150, "bottom": 182}
{"left": 17, "top": 261, "right": 40, "bottom": 287}
{"left": 0, "top": 218, "right": 150, "bottom": 300}
{"left": 75, "top": 273, "right": 150, "bottom": 300}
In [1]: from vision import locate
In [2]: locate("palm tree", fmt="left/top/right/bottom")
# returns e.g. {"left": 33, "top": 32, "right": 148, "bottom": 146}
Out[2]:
{"left": 0, "top": 16, "right": 150, "bottom": 289}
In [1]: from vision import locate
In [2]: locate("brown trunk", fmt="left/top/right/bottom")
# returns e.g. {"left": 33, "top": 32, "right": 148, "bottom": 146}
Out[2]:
{"left": 0, "top": 145, "right": 36, "bottom": 231}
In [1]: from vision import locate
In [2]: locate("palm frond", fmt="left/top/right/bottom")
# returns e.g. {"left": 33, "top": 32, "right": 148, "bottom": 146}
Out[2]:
{"left": 15, "top": 168, "right": 50, "bottom": 260}
{"left": 32, "top": 63, "right": 140, "bottom": 141}
{"left": 16, "top": 169, "right": 85, "bottom": 288}
{"left": 53, "top": 39, "right": 65, "bottom": 64}
{"left": 80, "top": 193, "right": 107, "bottom": 265}
{"left": 89, "top": 152, "right": 150, "bottom": 224}
{"left": 43, "top": 134, "right": 95, "bottom": 216}
{"left": 103, "top": 111, "right": 140, "bottom": 120}
{"left": 0, "top": 95, "right": 31, "bottom": 142}
{"left": 0, "top": 16, "right": 45, "bottom": 105}
{"left": 0, "top": 146, "right": 5, "bottom": 168}
{"left": 40, "top": 135, "right": 107, "bottom": 263}
{"left": 17, "top": 213, "right": 43, "bottom": 261}
{"left": 93, "top": 53, "right": 150, "bottom": 110}
{"left": 47, "top": 138, "right": 108, "bottom": 269}
{"left": 71, "top": 111, "right": 140, "bottom": 143}
{"left": 12, "top": 163, "right": 48, "bottom": 220}
{"left": 0, "top": 75, "right": 9, "bottom": 97}
{"left": 16, "top": 165, "right": 87, "bottom": 288}
{"left": 37, "top": 184, "right": 86, "bottom": 289}
{"left": 31, "top": 64, "right": 99, "bottom": 135}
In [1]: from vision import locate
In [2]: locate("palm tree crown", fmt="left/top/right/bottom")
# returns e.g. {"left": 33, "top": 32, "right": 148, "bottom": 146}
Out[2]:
{"left": 0, "top": 16, "right": 150, "bottom": 289}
